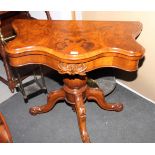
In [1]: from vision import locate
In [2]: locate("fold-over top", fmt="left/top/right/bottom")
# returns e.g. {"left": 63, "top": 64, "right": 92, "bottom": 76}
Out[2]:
{"left": 6, "top": 20, "right": 144, "bottom": 61}
{"left": 5, "top": 19, "right": 145, "bottom": 72}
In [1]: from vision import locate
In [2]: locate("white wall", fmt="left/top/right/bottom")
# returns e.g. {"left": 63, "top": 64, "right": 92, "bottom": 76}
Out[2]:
{"left": 30, "top": 11, "right": 73, "bottom": 20}
{"left": 29, "top": 11, "right": 82, "bottom": 20}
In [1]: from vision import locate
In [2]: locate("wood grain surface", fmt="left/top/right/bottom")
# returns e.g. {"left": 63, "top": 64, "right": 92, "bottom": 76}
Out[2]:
{"left": 6, "top": 19, "right": 144, "bottom": 73}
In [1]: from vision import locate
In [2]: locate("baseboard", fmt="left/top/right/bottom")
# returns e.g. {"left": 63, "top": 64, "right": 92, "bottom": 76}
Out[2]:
{"left": 116, "top": 80, "right": 155, "bottom": 104}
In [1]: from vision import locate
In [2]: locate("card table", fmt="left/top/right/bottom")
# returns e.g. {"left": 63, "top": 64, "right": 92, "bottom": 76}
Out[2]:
{"left": 5, "top": 19, "right": 144, "bottom": 142}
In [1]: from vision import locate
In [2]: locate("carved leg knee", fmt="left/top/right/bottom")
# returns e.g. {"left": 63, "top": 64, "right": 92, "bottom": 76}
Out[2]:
{"left": 86, "top": 87, "right": 123, "bottom": 112}
{"left": 29, "top": 88, "right": 65, "bottom": 115}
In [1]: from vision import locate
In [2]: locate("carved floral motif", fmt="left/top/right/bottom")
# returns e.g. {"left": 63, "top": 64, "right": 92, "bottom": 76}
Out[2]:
{"left": 58, "top": 62, "right": 87, "bottom": 75}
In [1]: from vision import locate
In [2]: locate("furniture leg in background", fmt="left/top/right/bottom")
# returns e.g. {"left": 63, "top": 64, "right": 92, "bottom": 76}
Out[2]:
{"left": 0, "top": 11, "right": 48, "bottom": 102}
{"left": 0, "top": 112, "right": 13, "bottom": 143}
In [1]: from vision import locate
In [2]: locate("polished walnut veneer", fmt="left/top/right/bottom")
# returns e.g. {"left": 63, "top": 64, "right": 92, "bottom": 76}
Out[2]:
{"left": 5, "top": 19, "right": 144, "bottom": 142}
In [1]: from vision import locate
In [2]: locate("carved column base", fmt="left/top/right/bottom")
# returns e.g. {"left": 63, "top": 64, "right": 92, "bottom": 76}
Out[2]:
{"left": 29, "top": 75, "right": 123, "bottom": 143}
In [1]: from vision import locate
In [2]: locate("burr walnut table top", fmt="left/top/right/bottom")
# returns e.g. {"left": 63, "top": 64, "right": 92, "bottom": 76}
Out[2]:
{"left": 4, "top": 19, "right": 145, "bottom": 143}
{"left": 5, "top": 19, "right": 144, "bottom": 74}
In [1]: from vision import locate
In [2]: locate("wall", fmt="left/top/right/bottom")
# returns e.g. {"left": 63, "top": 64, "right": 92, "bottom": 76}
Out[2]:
{"left": 29, "top": 11, "right": 82, "bottom": 20}
{"left": 82, "top": 11, "right": 155, "bottom": 102}
{"left": 29, "top": 11, "right": 73, "bottom": 20}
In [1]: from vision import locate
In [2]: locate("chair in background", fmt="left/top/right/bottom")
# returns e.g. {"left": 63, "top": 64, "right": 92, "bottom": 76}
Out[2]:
{"left": 0, "top": 11, "right": 31, "bottom": 92}
{"left": 0, "top": 11, "right": 48, "bottom": 102}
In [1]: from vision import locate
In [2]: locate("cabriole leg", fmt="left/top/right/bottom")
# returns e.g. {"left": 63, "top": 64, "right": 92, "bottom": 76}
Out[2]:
{"left": 86, "top": 87, "right": 123, "bottom": 112}
{"left": 74, "top": 94, "right": 90, "bottom": 143}
{"left": 29, "top": 88, "right": 65, "bottom": 115}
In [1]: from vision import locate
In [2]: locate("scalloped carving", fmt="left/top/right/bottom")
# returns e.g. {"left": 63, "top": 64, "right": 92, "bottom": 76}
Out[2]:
{"left": 58, "top": 62, "right": 87, "bottom": 75}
